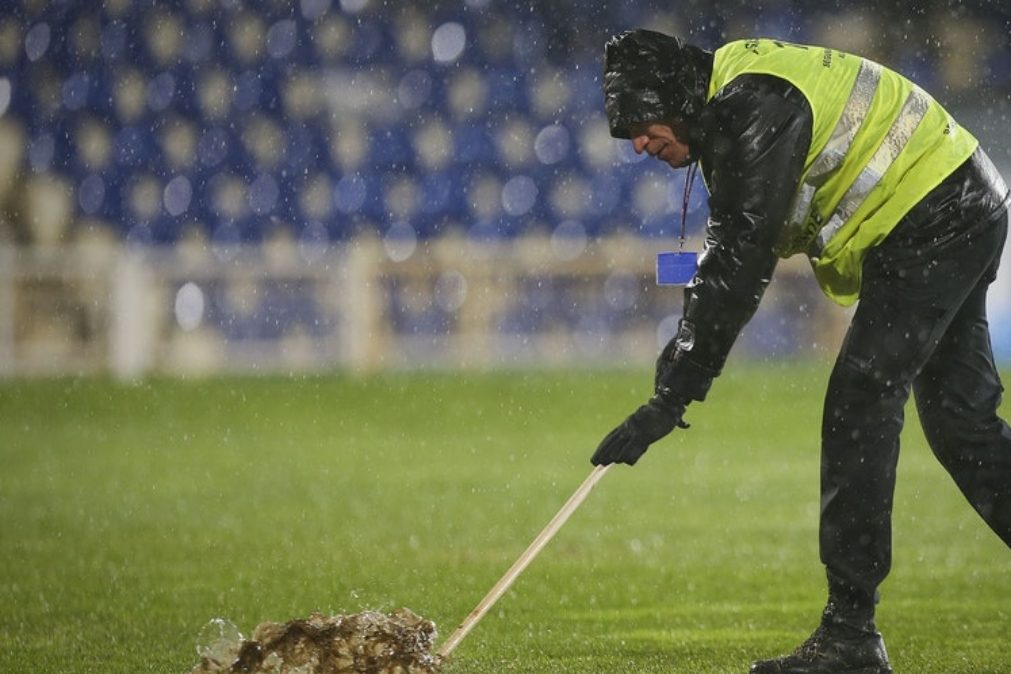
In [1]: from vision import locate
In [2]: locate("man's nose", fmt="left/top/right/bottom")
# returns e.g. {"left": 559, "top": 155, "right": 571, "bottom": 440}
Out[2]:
{"left": 631, "top": 135, "right": 649, "bottom": 154}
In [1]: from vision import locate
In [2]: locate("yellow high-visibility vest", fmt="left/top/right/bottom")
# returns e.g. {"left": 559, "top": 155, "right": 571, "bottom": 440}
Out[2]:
{"left": 709, "top": 39, "right": 978, "bottom": 305}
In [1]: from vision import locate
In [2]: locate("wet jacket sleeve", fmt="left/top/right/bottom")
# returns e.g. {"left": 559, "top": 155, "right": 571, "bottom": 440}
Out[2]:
{"left": 657, "top": 74, "right": 813, "bottom": 402}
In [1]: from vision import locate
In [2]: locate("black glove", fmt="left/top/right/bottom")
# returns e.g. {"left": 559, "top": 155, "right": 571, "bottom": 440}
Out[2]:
{"left": 590, "top": 393, "right": 689, "bottom": 466}
{"left": 654, "top": 319, "right": 717, "bottom": 402}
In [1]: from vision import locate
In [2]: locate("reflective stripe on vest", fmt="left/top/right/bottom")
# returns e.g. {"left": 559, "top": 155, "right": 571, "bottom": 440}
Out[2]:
{"left": 786, "top": 60, "right": 880, "bottom": 241}
{"left": 810, "top": 84, "right": 931, "bottom": 256}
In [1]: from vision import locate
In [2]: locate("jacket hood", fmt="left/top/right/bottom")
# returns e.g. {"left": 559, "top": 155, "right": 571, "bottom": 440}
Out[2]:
{"left": 603, "top": 29, "right": 714, "bottom": 139}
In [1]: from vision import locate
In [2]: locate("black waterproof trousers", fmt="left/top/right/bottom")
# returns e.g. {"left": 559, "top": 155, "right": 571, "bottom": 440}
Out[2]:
{"left": 819, "top": 149, "right": 1011, "bottom": 612}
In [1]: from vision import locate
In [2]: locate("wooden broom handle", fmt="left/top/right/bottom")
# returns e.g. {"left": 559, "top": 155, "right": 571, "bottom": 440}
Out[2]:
{"left": 436, "top": 464, "right": 612, "bottom": 659}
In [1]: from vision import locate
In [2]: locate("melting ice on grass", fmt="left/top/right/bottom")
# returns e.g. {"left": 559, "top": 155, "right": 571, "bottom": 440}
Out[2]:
{"left": 196, "top": 618, "right": 245, "bottom": 668}
{"left": 189, "top": 608, "right": 441, "bottom": 674}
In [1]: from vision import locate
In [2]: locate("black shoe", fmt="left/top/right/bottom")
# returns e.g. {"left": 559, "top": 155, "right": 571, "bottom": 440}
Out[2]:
{"left": 749, "top": 613, "right": 893, "bottom": 674}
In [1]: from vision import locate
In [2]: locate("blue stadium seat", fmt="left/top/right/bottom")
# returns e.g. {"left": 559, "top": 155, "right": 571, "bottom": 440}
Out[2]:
{"left": 196, "top": 127, "right": 233, "bottom": 170}
{"left": 0, "top": 0, "right": 993, "bottom": 252}
{"left": 452, "top": 122, "right": 497, "bottom": 166}
{"left": 285, "top": 124, "right": 323, "bottom": 172}
{"left": 484, "top": 67, "right": 528, "bottom": 111}
{"left": 369, "top": 123, "right": 416, "bottom": 169}
{"left": 114, "top": 125, "right": 155, "bottom": 168}
{"left": 333, "top": 170, "right": 385, "bottom": 226}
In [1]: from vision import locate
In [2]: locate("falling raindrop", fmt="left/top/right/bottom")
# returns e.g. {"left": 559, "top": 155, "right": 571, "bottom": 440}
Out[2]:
{"left": 248, "top": 174, "right": 280, "bottom": 214}
{"left": 501, "top": 175, "right": 537, "bottom": 216}
{"left": 25, "top": 23, "right": 51, "bottom": 62}
{"left": 334, "top": 174, "right": 368, "bottom": 214}
{"left": 175, "top": 282, "right": 206, "bottom": 331}
{"left": 339, "top": 0, "right": 368, "bottom": 13}
{"left": 300, "top": 0, "right": 332, "bottom": 20}
{"left": 383, "top": 222, "right": 417, "bottom": 262}
{"left": 78, "top": 175, "right": 106, "bottom": 214}
{"left": 267, "top": 20, "right": 298, "bottom": 59}
{"left": 164, "top": 176, "right": 194, "bottom": 216}
{"left": 432, "top": 22, "right": 466, "bottom": 63}
{"left": 534, "top": 124, "right": 571, "bottom": 165}
{"left": 434, "top": 270, "right": 467, "bottom": 312}
{"left": 398, "top": 70, "right": 433, "bottom": 110}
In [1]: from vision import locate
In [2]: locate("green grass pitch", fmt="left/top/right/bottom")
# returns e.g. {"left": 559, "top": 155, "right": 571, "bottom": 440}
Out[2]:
{"left": 1, "top": 364, "right": 1008, "bottom": 673}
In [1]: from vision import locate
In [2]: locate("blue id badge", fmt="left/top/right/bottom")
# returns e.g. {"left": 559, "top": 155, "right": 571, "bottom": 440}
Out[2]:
{"left": 656, "top": 251, "right": 698, "bottom": 286}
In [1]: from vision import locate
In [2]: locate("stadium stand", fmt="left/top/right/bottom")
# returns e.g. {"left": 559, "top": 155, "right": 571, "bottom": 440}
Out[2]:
{"left": 0, "top": 0, "right": 1008, "bottom": 375}
{"left": 3, "top": 0, "right": 1007, "bottom": 247}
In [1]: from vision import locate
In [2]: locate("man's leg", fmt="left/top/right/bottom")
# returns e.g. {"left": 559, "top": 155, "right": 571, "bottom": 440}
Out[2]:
{"left": 748, "top": 296, "right": 922, "bottom": 674}
{"left": 914, "top": 265, "right": 1011, "bottom": 547}
{"left": 820, "top": 199, "right": 1009, "bottom": 614}
{"left": 751, "top": 148, "right": 1009, "bottom": 673}
{"left": 819, "top": 292, "right": 930, "bottom": 616}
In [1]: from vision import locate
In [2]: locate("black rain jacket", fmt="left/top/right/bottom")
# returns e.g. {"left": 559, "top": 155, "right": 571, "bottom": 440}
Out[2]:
{"left": 659, "top": 73, "right": 813, "bottom": 402}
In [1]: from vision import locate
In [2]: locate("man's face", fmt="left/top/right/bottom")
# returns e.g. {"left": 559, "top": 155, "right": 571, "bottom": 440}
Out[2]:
{"left": 628, "top": 120, "right": 691, "bottom": 169}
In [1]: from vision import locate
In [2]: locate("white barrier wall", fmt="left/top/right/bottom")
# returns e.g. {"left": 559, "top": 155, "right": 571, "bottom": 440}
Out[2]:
{"left": 4, "top": 233, "right": 1009, "bottom": 379}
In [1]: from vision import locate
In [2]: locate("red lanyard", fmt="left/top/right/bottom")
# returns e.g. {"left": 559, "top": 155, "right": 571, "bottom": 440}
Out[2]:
{"left": 680, "top": 161, "right": 698, "bottom": 249}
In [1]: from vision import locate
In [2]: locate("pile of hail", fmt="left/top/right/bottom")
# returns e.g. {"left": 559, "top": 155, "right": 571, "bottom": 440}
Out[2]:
{"left": 189, "top": 608, "right": 442, "bottom": 674}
